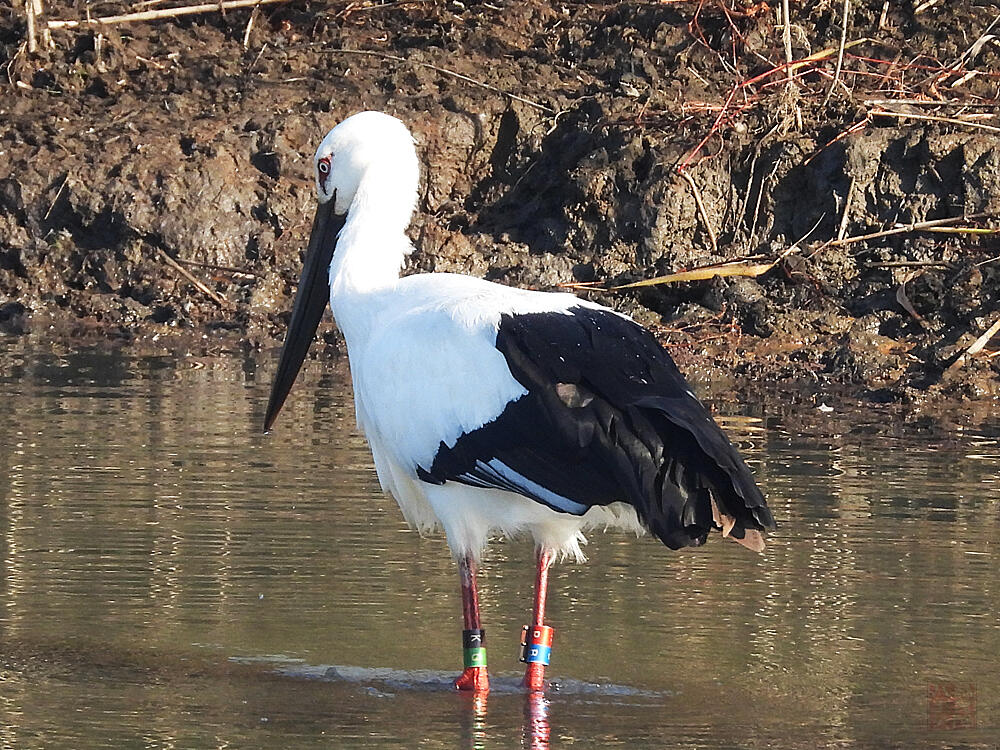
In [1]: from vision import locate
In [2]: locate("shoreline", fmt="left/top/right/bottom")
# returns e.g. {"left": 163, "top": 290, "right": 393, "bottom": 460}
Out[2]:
{"left": 2, "top": 1, "right": 997, "bottom": 404}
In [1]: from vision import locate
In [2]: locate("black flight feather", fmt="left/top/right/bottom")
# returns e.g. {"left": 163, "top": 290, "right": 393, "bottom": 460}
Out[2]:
{"left": 417, "top": 306, "right": 776, "bottom": 550}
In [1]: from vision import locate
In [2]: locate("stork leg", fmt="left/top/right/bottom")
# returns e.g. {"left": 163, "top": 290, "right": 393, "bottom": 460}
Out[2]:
{"left": 453, "top": 554, "right": 490, "bottom": 693}
{"left": 522, "top": 549, "right": 555, "bottom": 692}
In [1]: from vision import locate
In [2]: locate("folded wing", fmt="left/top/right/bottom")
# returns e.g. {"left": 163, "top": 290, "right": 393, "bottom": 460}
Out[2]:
{"left": 417, "top": 305, "right": 776, "bottom": 550}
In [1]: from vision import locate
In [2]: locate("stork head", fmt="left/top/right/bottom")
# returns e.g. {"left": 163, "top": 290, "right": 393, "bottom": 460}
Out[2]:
{"left": 263, "top": 111, "right": 418, "bottom": 432}
{"left": 313, "top": 110, "right": 419, "bottom": 218}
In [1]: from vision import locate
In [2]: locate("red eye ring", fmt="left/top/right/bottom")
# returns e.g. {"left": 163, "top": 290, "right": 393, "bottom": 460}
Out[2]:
{"left": 317, "top": 155, "right": 332, "bottom": 192}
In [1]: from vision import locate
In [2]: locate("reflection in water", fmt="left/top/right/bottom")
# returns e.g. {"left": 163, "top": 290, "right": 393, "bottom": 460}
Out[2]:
{"left": 458, "top": 692, "right": 490, "bottom": 750}
{"left": 1, "top": 341, "right": 998, "bottom": 748}
{"left": 522, "top": 692, "right": 550, "bottom": 750}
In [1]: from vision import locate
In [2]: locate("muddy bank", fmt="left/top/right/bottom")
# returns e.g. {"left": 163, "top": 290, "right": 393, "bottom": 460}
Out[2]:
{"left": 1, "top": 0, "right": 998, "bottom": 403}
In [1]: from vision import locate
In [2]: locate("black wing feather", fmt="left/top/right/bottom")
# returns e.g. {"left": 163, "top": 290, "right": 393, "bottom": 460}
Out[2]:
{"left": 417, "top": 306, "right": 776, "bottom": 549}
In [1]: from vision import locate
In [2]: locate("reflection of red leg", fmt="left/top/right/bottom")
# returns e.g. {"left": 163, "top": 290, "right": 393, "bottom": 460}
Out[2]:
{"left": 522, "top": 549, "right": 554, "bottom": 692}
{"left": 458, "top": 690, "right": 489, "bottom": 748}
{"left": 454, "top": 555, "right": 490, "bottom": 693}
{"left": 523, "top": 691, "right": 551, "bottom": 750}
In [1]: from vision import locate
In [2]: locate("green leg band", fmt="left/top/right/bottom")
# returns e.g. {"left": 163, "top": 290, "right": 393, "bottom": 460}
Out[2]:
{"left": 463, "top": 646, "right": 487, "bottom": 668}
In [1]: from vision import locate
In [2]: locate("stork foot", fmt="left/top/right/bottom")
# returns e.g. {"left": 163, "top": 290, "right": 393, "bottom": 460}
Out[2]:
{"left": 454, "top": 666, "right": 490, "bottom": 693}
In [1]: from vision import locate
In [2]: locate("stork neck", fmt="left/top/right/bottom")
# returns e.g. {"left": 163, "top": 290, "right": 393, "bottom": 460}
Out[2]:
{"left": 331, "top": 169, "right": 415, "bottom": 287}
{"left": 329, "top": 216, "right": 407, "bottom": 293}
{"left": 327, "top": 173, "right": 414, "bottom": 338}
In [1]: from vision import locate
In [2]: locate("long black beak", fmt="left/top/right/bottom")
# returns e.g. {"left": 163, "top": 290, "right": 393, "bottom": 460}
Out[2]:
{"left": 263, "top": 198, "right": 346, "bottom": 432}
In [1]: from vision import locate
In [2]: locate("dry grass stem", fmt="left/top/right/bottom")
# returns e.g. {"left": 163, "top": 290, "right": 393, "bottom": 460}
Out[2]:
{"left": 920, "top": 226, "right": 999, "bottom": 235}
{"left": 780, "top": 0, "right": 794, "bottom": 81}
{"left": 896, "top": 270, "right": 928, "bottom": 329}
{"left": 612, "top": 261, "right": 776, "bottom": 290}
{"left": 864, "top": 98, "right": 1000, "bottom": 108}
{"left": 947, "top": 316, "right": 1000, "bottom": 372}
{"left": 865, "top": 261, "right": 952, "bottom": 269}
{"left": 822, "top": 0, "right": 851, "bottom": 106}
{"left": 838, "top": 175, "right": 856, "bottom": 241}
{"left": 870, "top": 106, "right": 1000, "bottom": 134}
{"left": 47, "top": 0, "right": 287, "bottom": 29}
{"left": 242, "top": 4, "right": 258, "bottom": 49}
{"left": 679, "top": 170, "right": 718, "bottom": 255}
{"left": 42, "top": 174, "right": 69, "bottom": 221}
{"left": 878, "top": 0, "right": 889, "bottom": 30}
{"left": 25, "top": 0, "right": 37, "bottom": 53}
{"left": 829, "top": 214, "right": 992, "bottom": 247}
{"left": 155, "top": 248, "right": 231, "bottom": 308}
{"left": 951, "top": 70, "right": 980, "bottom": 88}
{"left": 29, "top": 0, "right": 52, "bottom": 50}
{"left": 36, "top": 0, "right": 52, "bottom": 48}
{"left": 334, "top": 0, "right": 434, "bottom": 18}
{"left": 965, "top": 318, "right": 1000, "bottom": 357}
{"left": 576, "top": 218, "right": 815, "bottom": 292}
{"left": 942, "top": 14, "right": 1000, "bottom": 74}
{"left": 679, "top": 39, "right": 870, "bottom": 171}
{"left": 174, "top": 258, "right": 258, "bottom": 279}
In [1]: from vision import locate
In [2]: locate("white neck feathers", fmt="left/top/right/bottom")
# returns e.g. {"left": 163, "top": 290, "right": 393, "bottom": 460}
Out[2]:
{"left": 327, "top": 165, "right": 415, "bottom": 340}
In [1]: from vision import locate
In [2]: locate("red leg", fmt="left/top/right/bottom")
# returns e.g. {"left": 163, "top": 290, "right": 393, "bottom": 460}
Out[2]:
{"left": 522, "top": 549, "right": 554, "bottom": 692}
{"left": 453, "top": 554, "right": 490, "bottom": 693}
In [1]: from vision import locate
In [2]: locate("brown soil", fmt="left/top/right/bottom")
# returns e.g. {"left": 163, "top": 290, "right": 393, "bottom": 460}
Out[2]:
{"left": 1, "top": 0, "right": 998, "bottom": 404}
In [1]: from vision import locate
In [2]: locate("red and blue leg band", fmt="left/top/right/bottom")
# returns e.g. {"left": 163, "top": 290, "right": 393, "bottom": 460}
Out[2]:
{"left": 520, "top": 625, "right": 554, "bottom": 665}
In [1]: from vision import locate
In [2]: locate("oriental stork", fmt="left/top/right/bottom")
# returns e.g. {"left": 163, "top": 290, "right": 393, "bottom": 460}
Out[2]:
{"left": 263, "top": 111, "right": 775, "bottom": 693}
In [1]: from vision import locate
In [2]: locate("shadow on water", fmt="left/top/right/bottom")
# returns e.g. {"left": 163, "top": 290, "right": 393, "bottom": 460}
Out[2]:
{"left": 0, "top": 635, "right": 651, "bottom": 749}
{"left": 1, "top": 340, "right": 999, "bottom": 748}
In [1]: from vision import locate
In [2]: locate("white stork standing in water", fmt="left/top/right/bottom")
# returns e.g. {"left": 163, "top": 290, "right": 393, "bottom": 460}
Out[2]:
{"left": 263, "top": 111, "right": 776, "bottom": 694}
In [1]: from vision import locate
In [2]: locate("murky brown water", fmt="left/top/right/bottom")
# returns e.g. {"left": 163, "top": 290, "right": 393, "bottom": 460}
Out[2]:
{"left": 1, "top": 340, "right": 997, "bottom": 749}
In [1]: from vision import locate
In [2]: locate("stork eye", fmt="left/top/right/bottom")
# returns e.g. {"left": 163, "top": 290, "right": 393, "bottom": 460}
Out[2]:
{"left": 318, "top": 160, "right": 330, "bottom": 175}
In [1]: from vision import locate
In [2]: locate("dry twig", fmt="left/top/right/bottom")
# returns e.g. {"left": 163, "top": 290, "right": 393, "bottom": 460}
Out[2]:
{"left": 679, "top": 170, "right": 718, "bottom": 255}
{"left": 920, "top": 226, "right": 999, "bottom": 236}
{"left": 827, "top": 214, "right": 992, "bottom": 247}
{"left": 780, "top": 0, "right": 794, "bottom": 82}
{"left": 964, "top": 318, "right": 1000, "bottom": 358}
{"left": 878, "top": 0, "right": 889, "bottom": 30}
{"left": 36, "top": 0, "right": 52, "bottom": 48}
{"left": 865, "top": 261, "right": 952, "bottom": 269}
{"left": 947, "top": 316, "right": 1000, "bottom": 372}
{"left": 25, "top": 0, "right": 37, "bottom": 53}
{"left": 571, "top": 218, "right": 821, "bottom": 293}
{"left": 822, "top": 0, "right": 851, "bottom": 106}
{"left": 174, "top": 258, "right": 257, "bottom": 279}
{"left": 870, "top": 106, "right": 1000, "bottom": 136}
{"left": 42, "top": 174, "right": 69, "bottom": 221}
{"left": 242, "top": 4, "right": 259, "bottom": 50}
{"left": 895, "top": 270, "right": 927, "bottom": 329}
{"left": 941, "top": 14, "right": 1000, "bottom": 75}
{"left": 863, "top": 98, "right": 1000, "bottom": 108}
{"left": 837, "top": 175, "right": 855, "bottom": 241}
{"left": 155, "top": 248, "right": 231, "bottom": 308}
{"left": 47, "top": 0, "right": 288, "bottom": 29}
{"left": 678, "top": 39, "right": 870, "bottom": 171}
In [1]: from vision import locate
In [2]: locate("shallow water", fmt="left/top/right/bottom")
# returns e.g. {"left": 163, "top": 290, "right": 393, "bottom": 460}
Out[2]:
{"left": 1, "top": 340, "right": 997, "bottom": 749}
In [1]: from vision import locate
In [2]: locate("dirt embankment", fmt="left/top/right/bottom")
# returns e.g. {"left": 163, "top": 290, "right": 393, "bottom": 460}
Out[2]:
{"left": 1, "top": 1, "right": 998, "bottom": 403}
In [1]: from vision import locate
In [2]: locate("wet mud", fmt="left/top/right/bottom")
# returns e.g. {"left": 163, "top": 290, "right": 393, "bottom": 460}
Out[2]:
{"left": 1, "top": 0, "right": 998, "bottom": 403}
